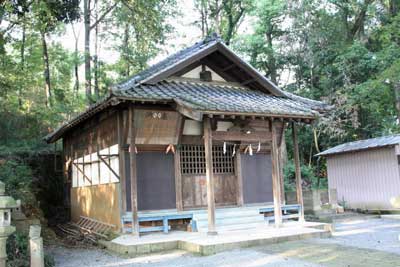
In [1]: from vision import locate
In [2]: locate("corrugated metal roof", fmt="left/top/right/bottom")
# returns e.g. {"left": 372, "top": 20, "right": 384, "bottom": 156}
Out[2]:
{"left": 316, "top": 134, "right": 400, "bottom": 156}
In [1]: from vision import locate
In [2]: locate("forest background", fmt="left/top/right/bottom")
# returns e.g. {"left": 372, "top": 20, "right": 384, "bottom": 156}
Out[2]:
{"left": 2, "top": 0, "right": 400, "bottom": 191}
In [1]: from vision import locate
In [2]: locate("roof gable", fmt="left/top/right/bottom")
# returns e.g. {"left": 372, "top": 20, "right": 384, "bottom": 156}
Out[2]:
{"left": 114, "top": 34, "right": 285, "bottom": 96}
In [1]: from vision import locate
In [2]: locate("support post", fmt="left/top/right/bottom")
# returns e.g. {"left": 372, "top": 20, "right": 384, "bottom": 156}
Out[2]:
{"left": 174, "top": 149, "right": 183, "bottom": 211}
{"left": 278, "top": 123, "right": 287, "bottom": 205}
{"left": 235, "top": 151, "right": 244, "bottom": 206}
{"left": 204, "top": 117, "right": 217, "bottom": 235}
{"left": 117, "top": 111, "right": 127, "bottom": 212}
{"left": 271, "top": 121, "right": 283, "bottom": 227}
{"left": 292, "top": 122, "right": 305, "bottom": 222}
{"left": 129, "top": 106, "right": 139, "bottom": 235}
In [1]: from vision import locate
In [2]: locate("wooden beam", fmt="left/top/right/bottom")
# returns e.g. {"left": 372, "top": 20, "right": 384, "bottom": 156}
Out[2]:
{"left": 117, "top": 110, "right": 127, "bottom": 216}
{"left": 235, "top": 151, "right": 244, "bottom": 206}
{"left": 222, "top": 63, "right": 236, "bottom": 71}
{"left": 200, "top": 58, "right": 238, "bottom": 82}
{"left": 174, "top": 150, "right": 183, "bottom": 211}
{"left": 212, "top": 130, "right": 272, "bottom": 142}
{"left": 144, "top": 44, "right": 219, "bottom": 84}
{"left": 292, "top": 122, "right": 305, "bottom": 222}
{"left": 128, "top": 106, "right": 139, "bottom": 235}
{"left": 204, "top": 117, "right": 217, "bottom": 235}
{"left": 174, "top": 100, "right": 203, "bottom": 121}
{"left": 175, "top": 115, "right": 184, "bottom": 211}
{"left": 279, "top": 122, "right": 287, "bottom": 204}
{"left": 241, "top": 78, "right": 256, "bottom": 86}
{"left": 271, "top": 122, "right": 283, "bottom": 227}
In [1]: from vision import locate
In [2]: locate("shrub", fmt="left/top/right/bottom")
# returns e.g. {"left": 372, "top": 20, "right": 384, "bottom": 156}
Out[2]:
{"left": 6, "top": 233, "right": 55, "bottom": 267}
{"left": 284, "top": 161, "right": 327, "bottom": 191}
{"left": 0, "top": 159, "right": 35, "bottom": 205}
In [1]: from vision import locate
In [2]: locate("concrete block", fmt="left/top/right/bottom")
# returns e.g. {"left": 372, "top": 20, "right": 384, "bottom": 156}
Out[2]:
{"left": 200, "top": 245, "right": 216, "bottom": 256}
{"left": 136, "top": 244, "right": 151, "bottom": 255}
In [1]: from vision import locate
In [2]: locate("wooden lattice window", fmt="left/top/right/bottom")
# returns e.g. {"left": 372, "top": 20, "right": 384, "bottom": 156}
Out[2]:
{"left": 180, "top": 144, "right": 235, "bottom": 174}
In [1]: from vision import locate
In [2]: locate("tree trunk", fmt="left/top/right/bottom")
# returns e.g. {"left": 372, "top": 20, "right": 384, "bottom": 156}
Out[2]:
{"left": 41, "top": 31, "right": 52, "bottom": 108}
{"left": 71, "top": 23, "right": 79, "bottom": 96}
{"left": 348, "top": 0, "right": 373, "bottom": 42}
{"left": 394, "top": 82, "right": 400, "bottom": 122}
{"left": 19, "top": 20, "right": 26, "bottom": 109}
{"left": 84, "top": 0, "right": 92, "bottom": 102}
{"left": 265, "top": 30, "right": 278, "bottom": 84}
{"left": 214, "top": 0, "right": 221, "bottom": 35}
{"left": 74, "top": 40, "right": 79, "bottom": 96}
{"left": 94, "top": 0, "right": 99, "bottom": 99}
{"left": 123, "top": 22, "right": 130, "bottom": 77}
{"left": 390, "top": 0, "right": 400, "bottom": 17}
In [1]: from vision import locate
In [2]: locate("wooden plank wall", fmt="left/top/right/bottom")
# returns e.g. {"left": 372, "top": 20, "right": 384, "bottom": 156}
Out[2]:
{"left": 64, "top": 109, "right": 122, "bottom": 229}
{"left": 182, "top": 174, "right": 237, "bottom": 208}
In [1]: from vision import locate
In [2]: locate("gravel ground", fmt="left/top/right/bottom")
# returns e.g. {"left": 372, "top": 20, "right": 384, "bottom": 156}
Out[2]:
{"left": 48, "top": 216, "right": 400, "bottom": 267}
{"left": 313, "top": 217, "right": 400, "bottom": 255}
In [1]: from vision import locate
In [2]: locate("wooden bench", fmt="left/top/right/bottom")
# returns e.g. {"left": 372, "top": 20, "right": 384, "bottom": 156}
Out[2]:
{"left": 259, "top": 204, "right": 302, "bottom": 224}
{"left": 122, "top": 213, "right": 196, "bottom": 234}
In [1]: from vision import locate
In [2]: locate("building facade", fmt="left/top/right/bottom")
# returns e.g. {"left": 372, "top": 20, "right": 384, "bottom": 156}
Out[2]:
{"left": 46, "top": 35, "right": 327, "bottom": 234}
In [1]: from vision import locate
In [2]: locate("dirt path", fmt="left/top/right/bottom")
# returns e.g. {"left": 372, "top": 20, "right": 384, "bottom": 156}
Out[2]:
{"left": 48, "top": 217, "right": 400, "bottom": 267}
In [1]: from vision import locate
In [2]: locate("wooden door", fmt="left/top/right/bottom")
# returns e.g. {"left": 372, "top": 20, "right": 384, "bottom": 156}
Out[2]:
{"left": 125, "top": 151, "right": 176, "bottom": 211}
{"left": 241, "top": 153, "right": 273, "bottom": 204}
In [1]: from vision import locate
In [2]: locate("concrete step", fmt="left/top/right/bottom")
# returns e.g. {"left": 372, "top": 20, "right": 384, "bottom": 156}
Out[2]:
{"left": 195, "top": 214, "right": 265, "bottom": 228}
{"left": 193, "top": 208, "right": 262, "bottom": 220}
{"left": 197, "top": 221, "right": 268, "bottom": 232}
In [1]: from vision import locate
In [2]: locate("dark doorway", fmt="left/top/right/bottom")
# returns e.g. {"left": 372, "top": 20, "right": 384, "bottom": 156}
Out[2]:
{"left": 125, "top": 151, "right": 176, "bottom": 211}
{"left": 241, "top": 153, "right": 273, "bottom": 204}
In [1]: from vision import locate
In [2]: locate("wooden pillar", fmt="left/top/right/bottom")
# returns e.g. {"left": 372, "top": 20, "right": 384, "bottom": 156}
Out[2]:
{"left": 279, "top": 124, "right": 287, "bottom": 205}
{"left": 117, "top": 110, "right": 127, "bottom": 213}
{"left": 174, "top": 150, "right": 183, "bottom": 211}
{"left": 271, "top": 121, "right": 283, "bottom": 227}
{"left": 235, "top": 151, "right": 244, "bottom": 206}
{"left": 128, "top": 106, "right": 139, "bottom": 235}
{"left": 175, "top": 115, "right": 184, "bottom": 211}
{"left": 292, "top": 122, "right": 305, "bottom": 222}
{"left": 204, "top": 117, "right": 217, "bottom": 235}
{"left": 278, "top": 148, "right": 286, "bottom": 204}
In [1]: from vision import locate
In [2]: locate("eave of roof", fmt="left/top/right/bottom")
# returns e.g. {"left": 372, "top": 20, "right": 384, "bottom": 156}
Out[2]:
{"left": 316, "top": 134, "right": 400, "bottom": 157}
{"left": 44, "top": 80, "right": 322, "bottom": 143}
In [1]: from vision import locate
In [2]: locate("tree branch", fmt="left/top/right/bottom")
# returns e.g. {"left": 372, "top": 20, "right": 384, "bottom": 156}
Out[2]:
{"left": 90, "top": 2, "right": 118, "bottom": 31}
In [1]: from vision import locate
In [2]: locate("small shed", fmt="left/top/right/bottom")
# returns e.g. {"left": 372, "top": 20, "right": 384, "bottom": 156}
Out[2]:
{"left": 317, "top": 135, "right": 400, "bottom": 210}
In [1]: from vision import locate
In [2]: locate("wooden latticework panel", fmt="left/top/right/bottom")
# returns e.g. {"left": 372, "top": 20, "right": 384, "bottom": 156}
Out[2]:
{"left": 180, "top": 145, "right": 206, "bottom": 175}
{"left": 212, "top": 145, "right": 234, "bottom": 174}
{"left": 180, "top": 145, "right": 235, "bottom": 174}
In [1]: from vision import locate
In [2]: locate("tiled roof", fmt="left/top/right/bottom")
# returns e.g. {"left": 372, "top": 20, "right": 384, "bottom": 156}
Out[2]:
{"left": 44, "top": 34, "right": 331, "bottom": 143}
{"left": 115, "top": 35, "right": 220, "bottom": 90}
{"left": 316, "top": 134, "right": 400, "bottom": 156}
{"left": 114, "top": 80, "right": 318, "bottom": 118}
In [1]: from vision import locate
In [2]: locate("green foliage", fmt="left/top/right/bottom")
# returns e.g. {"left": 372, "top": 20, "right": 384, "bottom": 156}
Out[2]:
{"left": 6, "top": 232, "right": 55, "bottom": 267}
{"left": 284, "top": 161, "right": 328, "bottom": 192}
{"left": 6, "top": 233, "right": 29, "bottom": 267}
{"left": 0, "top": 160, "right": 35, "bottom": 205}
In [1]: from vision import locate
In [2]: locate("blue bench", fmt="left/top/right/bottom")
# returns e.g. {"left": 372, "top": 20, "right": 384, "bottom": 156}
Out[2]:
{"left": 122, "top": 213, "right": 196, "bottom": 234}
{"left": 259, "top": 204, "right": 302, "bottom": 224}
